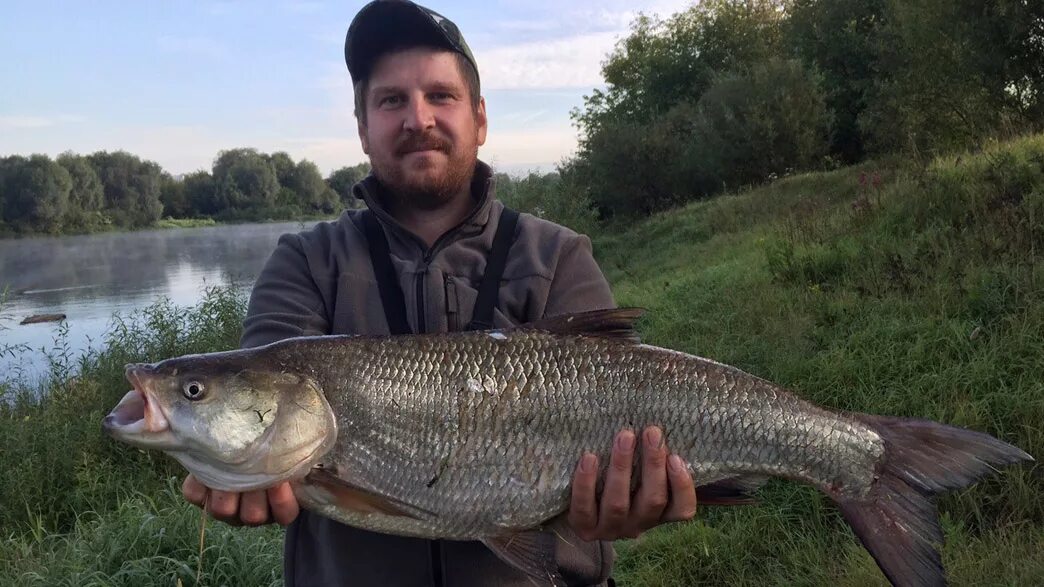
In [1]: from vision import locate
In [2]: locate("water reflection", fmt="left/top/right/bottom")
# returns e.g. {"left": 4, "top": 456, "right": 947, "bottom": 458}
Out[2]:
{"left": 0, "top": 220, "right": 326, "bottom": 380}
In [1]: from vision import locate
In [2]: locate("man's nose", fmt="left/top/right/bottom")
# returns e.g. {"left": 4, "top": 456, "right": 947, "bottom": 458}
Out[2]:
{"left": 403, "top": 97, "right": 435, "bottom": 132}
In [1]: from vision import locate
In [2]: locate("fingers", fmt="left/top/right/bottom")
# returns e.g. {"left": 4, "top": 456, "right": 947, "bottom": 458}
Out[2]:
{"left": 567, "top": 453, "right": 600, "bottom": 541}
{"left": 662, "top": 455, "right": 698, "bottom": 522}
{"left": 239, "top": 489, "right": 271, "bottom": 526}
{"left": 206, "top": 489, "right": 242, "bottom": 525}
{"left": 597, "top": 429, "right": 637, "bottom": 537}
{"left": 182, "top": 474, "right": 207, "bottom": 507}
{"left": 267, "top": 483, "right": 301, "bottom": 526}
{"left": 631, "top": 427, "right": 669, "bottom": 528}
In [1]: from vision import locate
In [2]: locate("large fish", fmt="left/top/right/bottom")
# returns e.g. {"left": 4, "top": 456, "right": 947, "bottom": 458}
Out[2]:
{"left": 103, "top": 309, "right": 1032, "bottom": 586}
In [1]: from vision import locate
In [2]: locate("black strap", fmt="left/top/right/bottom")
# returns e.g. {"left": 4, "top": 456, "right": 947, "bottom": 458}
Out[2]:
{"left": 361, "top": 210, "right": 412, "bottom": 336}
{"left": 361, "top": 207, "right": 519, "bottom": 335}
{"left": 466, "top": 207, "right": 519, "bottom": 331}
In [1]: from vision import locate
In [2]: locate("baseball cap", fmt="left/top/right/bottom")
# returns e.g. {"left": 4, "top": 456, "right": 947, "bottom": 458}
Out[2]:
{"left": 344, "top": 1, "right": 479, "bottom": 88}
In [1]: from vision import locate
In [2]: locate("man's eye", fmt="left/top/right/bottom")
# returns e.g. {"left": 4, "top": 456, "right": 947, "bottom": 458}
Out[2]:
{"left": 430, "top": 92, "right": 452, "bottom": 102}
{"left": 378, "top": 95, "right": 402, "bottom": 107}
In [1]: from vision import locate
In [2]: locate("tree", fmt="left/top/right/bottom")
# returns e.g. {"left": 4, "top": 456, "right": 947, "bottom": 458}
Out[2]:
{"left": 179, "top": 171, "right": 218, "bottom": 216}
{"left": 159, "top": 173, "right": 191, "bottom": 218}
{"left": 87, "top": 151, "right": 165, "bottom": 228}
{"left": 573, "top": 0, "right": 786, "bottom": 145}
{"left": 684, "top": 59, "right": 833, "bottom": 192}
{"left": 57, "top": 152, "right": 104, "bottom": 229}
{"left": 212, "top": 148, "right": 279, "bottom": 212}
{"left": 1, "top": 154, "right": 71, "bottom": 233}
{"left": 267, "top": 151, "right": 296, "bottom": 187}
{"left": 327, "top": 163, "right": 370, "bottom": 209}
{"left": 785, "top": 0, "right": 887, "bottom": 162}
{"left": 285, "top": 160, "right": 335, "bottom": 213}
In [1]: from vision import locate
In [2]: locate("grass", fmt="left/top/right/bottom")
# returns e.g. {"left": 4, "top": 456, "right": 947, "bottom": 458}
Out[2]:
{"left": 1, "top": 134, "right": 1042, "bottom": 585}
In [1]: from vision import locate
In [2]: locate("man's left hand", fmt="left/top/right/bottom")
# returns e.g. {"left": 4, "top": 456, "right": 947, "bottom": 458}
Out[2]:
{"left": 567, "top": 426, "right": 697, "bottom": 541}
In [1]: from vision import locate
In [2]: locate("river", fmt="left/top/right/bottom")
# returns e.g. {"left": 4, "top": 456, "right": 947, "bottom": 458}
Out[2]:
{"left": 0, "top": 220, "right": 328, "bottom": 383}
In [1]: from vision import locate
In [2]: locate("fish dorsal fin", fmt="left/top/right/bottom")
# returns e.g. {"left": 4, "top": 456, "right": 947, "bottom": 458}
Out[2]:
{"left": 522, "top": 308, "right": 643, "bottom": 343}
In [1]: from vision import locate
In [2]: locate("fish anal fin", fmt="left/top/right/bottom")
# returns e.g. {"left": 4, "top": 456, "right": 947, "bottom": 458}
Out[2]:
{"left": 522, "top": 308, "right": 644, "bottom": 343}
{"left": 482, "top": 529, "right": 565, "bottom": 587}
{"left": 303, "top": 467, "right": 433, "bottom": 520}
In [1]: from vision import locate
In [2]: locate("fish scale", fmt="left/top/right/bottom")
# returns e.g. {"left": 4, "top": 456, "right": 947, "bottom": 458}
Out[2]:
{"left": 105, "top": 308, "right": 1033, "bottom": 586}
{"left": 293, "top": 329, "right": 886, "bottom": 540}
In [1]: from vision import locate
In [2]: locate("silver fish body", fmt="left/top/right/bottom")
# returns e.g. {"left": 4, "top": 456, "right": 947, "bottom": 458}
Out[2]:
{"left": 295, "top": 330, "right": 883, "bottom": 538}
{"left": 104, "top": 309, "right": 1032, "bottom": 587}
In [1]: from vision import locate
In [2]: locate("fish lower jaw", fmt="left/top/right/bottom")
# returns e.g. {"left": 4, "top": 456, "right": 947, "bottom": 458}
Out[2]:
{"left": 171, "top": 452, "right": 302, "bottom": 493}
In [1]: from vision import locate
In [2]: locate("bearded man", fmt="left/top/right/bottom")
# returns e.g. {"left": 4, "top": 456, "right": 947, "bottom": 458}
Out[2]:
{"left": 182, "top": 1, "right": 697, "bottom": 585}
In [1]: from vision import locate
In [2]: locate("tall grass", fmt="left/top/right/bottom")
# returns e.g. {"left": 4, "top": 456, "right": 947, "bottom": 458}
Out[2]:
{"left": 597, "top": 133, "right": 1043, "bottom": 585}
{"left": 1, "top": 134, "right": 1042, "bottom": 585}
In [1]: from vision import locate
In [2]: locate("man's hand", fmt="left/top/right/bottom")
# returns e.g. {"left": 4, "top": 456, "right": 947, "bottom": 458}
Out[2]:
{"left": 182, "top": 474, "right": 300, "bottom": 527}
{"left": 567, "top": 426, "right": 697, "bottom": 541}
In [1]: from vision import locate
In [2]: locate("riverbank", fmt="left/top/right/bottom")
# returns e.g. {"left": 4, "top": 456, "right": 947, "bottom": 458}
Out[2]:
{"left": 1, "top": 133, "right": 1041, "bottom": 585}
{"left": 0, "top": 212, "right": 343, "bottom": 240}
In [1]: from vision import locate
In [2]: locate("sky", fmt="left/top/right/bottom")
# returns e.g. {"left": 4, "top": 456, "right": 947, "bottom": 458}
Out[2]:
{"left": 0, "top": 0, "right": 693, "bottom": 177}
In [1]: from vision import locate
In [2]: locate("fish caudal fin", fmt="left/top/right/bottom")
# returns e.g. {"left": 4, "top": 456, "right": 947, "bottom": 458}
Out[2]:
{"left": 838, "top": 415, "right": 1033, "bottom": 587}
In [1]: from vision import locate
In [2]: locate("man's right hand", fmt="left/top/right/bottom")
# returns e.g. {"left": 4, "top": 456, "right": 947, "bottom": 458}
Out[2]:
{"left": 182, "top": 474, "right": 300, "bottom": 527}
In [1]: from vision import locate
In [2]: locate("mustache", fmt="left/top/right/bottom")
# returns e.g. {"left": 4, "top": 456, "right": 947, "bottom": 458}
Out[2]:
{"left": 395, "top": 132, "right": 452, "bottom": 156}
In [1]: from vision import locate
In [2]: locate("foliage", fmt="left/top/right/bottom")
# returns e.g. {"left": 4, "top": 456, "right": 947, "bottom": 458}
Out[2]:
{"left": 494, "top": 168, "right": 598, "bottom": 236}
{"left": 212, "top": 148, "right": 280, "bottom": 213}
{"left": 56, "top": 152, "right": 106, "bottom": 231}
{"left": 327, "top": 163, "right": 371, "bottom": 210}
{"left": 785, "top": 0, "right": 887, "bottom": 162}
{"left": 0, "top": 154, "right": 71, "bottom": 233}
{"left": 564, "top": 0, "right": 1044, "bottom": 219}
{"left": 86, "top": 151, "right": 165, "bottom": 229}
{"left": 683, "top": 58, "right": 833, "bottom": 193}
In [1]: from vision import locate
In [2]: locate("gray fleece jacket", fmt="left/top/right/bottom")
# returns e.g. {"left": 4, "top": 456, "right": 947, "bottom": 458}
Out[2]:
{"left": 240, "top": 161, "right": 617, "bottom": 586}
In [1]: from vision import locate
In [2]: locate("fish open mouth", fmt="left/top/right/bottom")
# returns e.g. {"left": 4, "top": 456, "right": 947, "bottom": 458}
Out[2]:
{"left": 102, "top": 366, "right": 170, "bottom": 439}
{"left": 105, "top": 389, "right": 148, "bottom": 428}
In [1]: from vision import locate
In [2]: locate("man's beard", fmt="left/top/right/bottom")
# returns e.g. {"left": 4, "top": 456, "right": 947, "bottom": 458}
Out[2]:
{"left": 370, "top": 130, "right": 477, "bottom": 211}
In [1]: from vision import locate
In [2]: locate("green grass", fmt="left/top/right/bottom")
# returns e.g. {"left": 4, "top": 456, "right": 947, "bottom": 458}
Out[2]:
{"left": 154, "top": 217, "right": 219, "bottom": 229}
{"left": 1, "top": 134, "right": 1042, "bottom": 585}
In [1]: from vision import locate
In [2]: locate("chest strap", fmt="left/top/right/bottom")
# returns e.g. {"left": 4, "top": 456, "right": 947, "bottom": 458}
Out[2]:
{"left": 361, "top": 206, "right": 520, "bottom": 335}
{"left": 361, "top": 210, "right": 412, "bottom": 335}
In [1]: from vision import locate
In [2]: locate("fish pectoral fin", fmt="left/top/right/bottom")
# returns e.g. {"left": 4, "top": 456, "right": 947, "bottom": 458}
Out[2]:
{"left": 695, "top": 475, "right": 769, "bottom": 505}
{"left": 482, "top": 529, "right": 565, "bottom": 587}
{"left": 304, "top": 468, "right": 434, "bottom": 520}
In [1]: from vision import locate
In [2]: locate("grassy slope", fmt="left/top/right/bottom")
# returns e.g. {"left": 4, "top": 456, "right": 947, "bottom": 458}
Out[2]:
{"left": 1, "top": 135, "right": 1041, "bottom": 585}
{"left": 597, "top": 134, "right": 1043, "bottom": 585}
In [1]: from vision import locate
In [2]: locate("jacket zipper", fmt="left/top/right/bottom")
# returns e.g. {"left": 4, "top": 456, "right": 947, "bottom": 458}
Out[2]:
{"left": 415, "top": 250, "right": 434, "bottom": 335}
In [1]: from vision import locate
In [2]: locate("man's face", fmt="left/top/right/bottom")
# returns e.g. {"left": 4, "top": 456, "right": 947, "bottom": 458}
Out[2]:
{"left": 358, "top": 47, "right": 487, "bottom": 209}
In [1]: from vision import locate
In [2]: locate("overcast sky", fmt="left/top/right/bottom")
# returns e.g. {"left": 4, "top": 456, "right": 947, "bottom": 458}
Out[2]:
{"left": 1, "top": 0, "right": 693, "bottom": 177}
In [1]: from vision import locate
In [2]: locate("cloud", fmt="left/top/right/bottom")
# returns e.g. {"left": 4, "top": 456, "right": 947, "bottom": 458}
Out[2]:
{"left": 481, "top": 126, "right": 579, "bottom": 170}
{"left": 0, "top": 115, "right": 84, "bottom": 129}
{"left": 477, "top": 31, "right": 623, "bottom": 90}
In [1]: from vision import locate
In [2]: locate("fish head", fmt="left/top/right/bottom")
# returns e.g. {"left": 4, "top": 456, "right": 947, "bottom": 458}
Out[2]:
{"left": 103, "top": 352, "right": 337, "bottom": 492}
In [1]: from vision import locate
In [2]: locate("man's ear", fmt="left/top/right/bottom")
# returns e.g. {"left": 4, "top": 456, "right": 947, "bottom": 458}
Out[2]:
{"left": 357, "top": 118, "right": 370, "bottom": 155}
{"left": 475, "top": 96, "right": 488, "bottom": 147}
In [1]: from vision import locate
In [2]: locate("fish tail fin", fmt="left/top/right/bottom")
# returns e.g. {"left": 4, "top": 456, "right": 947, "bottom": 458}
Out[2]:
{"left": 837, "top": 415, "right": 1032, "bottom": 587}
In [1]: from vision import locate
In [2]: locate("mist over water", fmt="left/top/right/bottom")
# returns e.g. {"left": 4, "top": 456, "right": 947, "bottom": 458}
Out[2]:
{"left": 0, "top": 220, "right": 327, "bottom": 381}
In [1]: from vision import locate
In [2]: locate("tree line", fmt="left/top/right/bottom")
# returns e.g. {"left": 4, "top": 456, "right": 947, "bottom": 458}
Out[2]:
{"left": 500, "top": 0, "right": 1044, "bottom": 220}
{"left": 0, "top": 149, "right": 369, "bottom": 235}
{"left": 5, "top": 1, "right": 1042, "bottom": 234}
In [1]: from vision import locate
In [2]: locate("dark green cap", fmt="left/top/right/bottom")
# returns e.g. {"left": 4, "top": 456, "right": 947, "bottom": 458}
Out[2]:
{"left": 344, "top": 0, "right": 479, "bottom": 89}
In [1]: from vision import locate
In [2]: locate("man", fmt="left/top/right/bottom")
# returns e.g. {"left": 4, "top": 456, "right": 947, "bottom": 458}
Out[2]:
{"left": 182, "top": 1, "right": 697, "bottom": 584}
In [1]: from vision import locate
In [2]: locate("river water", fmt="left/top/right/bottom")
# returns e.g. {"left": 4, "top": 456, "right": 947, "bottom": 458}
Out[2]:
{"left": 0, "top": 220, "right": 327, "bottom": 382}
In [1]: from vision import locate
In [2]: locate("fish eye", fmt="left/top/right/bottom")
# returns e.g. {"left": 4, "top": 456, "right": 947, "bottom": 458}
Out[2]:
{"left": 182, "top": 381, "right": 206, "bottom": 400}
